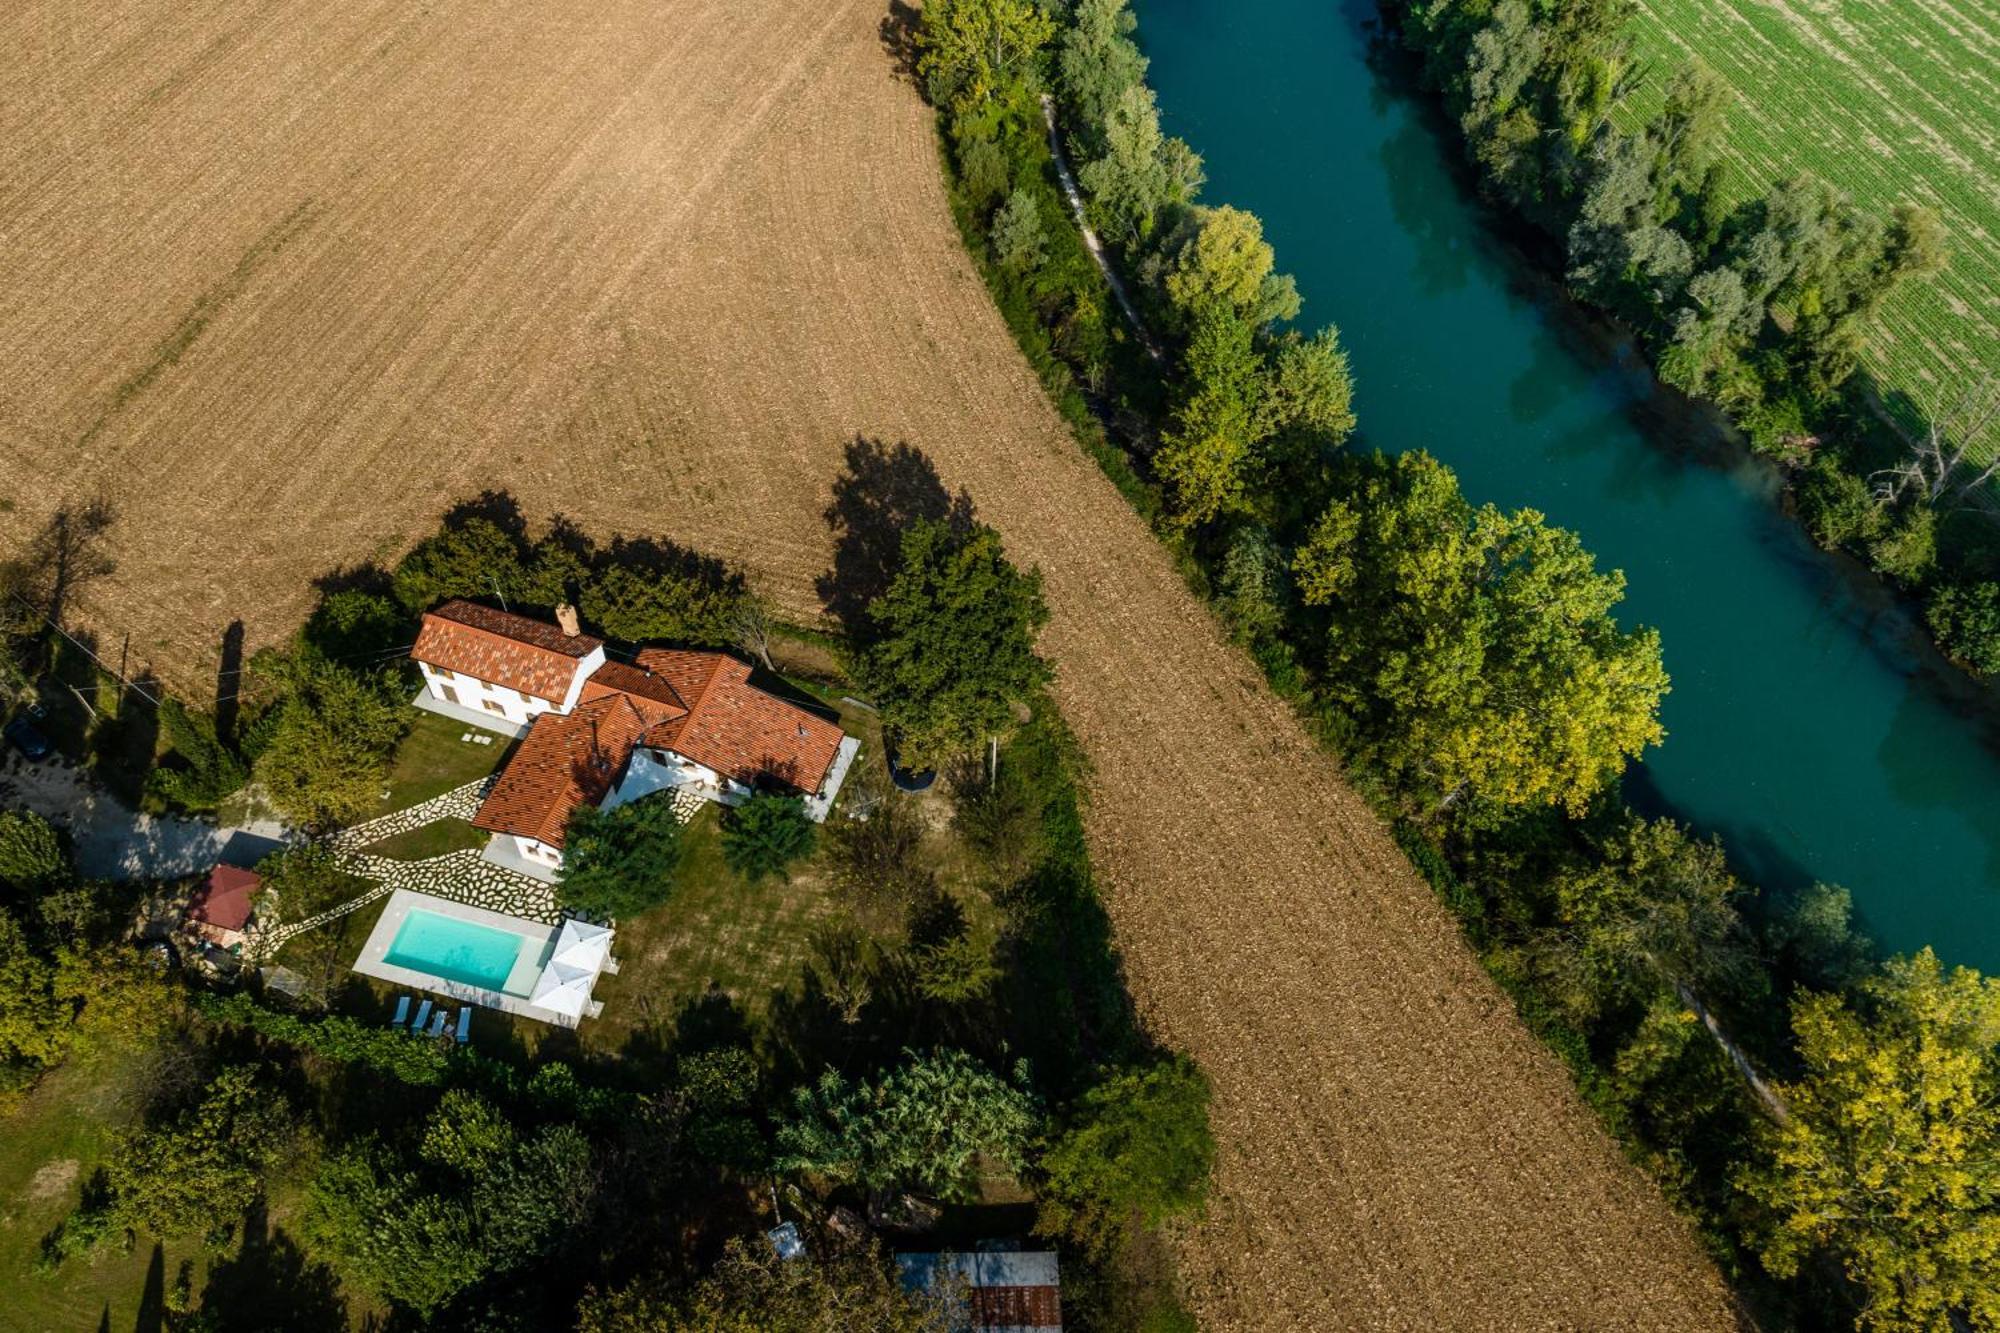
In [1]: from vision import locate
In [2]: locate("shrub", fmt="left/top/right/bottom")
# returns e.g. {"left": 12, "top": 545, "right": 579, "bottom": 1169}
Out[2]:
{"left": 557, "top": 794, "right": 684, "bottom": 919}
{"left": 0, "top": 808, "right": 71, "bottom": 898}
{"left": 1927, "top": 580, "right": 2000, "bottom": 676}
{"left": 775, "top": 1048, "right": 1039, "bottom": 1201}
{"left": 1866, "top": 503, "right": 1936, "bottom": 585}
{"left": 1795, "top": 454, "right": 1886, "bottom": 550}
{"left": 146, "top": 698, "right": 247, "bottom": 813}
{"left": 720, "top": 793, "right": 817, "bottom": 883}
{"left": 1039, "top": 1056, "right": 1214, "bottom": 1246}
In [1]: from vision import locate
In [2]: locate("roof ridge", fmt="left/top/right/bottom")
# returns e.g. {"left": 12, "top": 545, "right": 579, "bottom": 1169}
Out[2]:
{"left": 680, "top": 649, "right": 735, "bottom": 724}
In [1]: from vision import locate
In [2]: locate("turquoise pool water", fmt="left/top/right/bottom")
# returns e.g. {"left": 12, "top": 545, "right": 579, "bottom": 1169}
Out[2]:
{"left": 384, "top": 909, "right": 529, "bottom": 991}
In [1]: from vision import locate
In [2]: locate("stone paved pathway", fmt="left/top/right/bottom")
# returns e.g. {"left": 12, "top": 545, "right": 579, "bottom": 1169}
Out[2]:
{"left": 247, "top": 777, "right": 561, "bottom": 957}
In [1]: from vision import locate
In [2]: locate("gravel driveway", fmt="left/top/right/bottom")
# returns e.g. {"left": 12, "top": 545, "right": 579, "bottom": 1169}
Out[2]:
{"left": 0, "top": 753, "right": 294, "bottom": 880}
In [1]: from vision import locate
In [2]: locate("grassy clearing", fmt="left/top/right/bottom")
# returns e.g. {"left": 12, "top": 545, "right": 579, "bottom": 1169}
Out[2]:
{"left": 0, "top": 1044, "right": 344, "bottom": 1333}
{"left": 581, "top": 805, "right": 847, "bottom": 1059}
{"left": 1621, "top": 0, "right": 2000, "bottom": 458}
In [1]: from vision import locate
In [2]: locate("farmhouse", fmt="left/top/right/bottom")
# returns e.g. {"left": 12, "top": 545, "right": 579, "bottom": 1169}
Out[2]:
{"left": 410, "top": 600, "right": 859, "bottom": 877}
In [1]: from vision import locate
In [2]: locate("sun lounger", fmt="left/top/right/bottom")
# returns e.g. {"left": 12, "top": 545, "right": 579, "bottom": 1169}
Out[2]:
{"left": 454, "top": 1008, "right": 470, "bottom": 1043}
{"left": 411, "top": 999, "right": 433, "bottom": 1033}
{"left": 391, "top": 996, "right": 411, "bottom": 1028}
{"left": 428, "top": 1010, "right": 447, "bottom": 1037}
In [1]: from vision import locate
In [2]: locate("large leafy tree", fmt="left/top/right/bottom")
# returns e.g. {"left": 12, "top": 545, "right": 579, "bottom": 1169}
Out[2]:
{"left": 1155, "top": 304, "right": 1269, "bottom": 532}
{"left": 857, "top": 519, "right": 1050, "bottom": 772}
{"left": 914, "top": 0, "right": 1054, "bottom": 111}
{"left": 1293, "top": 451, "right": 1667, "bottom": 815}
{"left": 390, "top": 516, "right": 530, "bottom": 614}
{"left": 246, "top": 651, "right": 408, "bottom": 828}
{"left": 1738, "top": 950, "right": 2000, "bottom": 1331}
{"left": 1057, "top": 0, "right": 1147, "bottom": 159}
{"left": 1039, "top": 1056, "right": 1214, "bottom": 1246}
{"left": 1536, "top": 817, "right": 1753, "bottom": 1022}
{"left": 577, "top": 562, "right": 743, "bottom": 647}
{"left": 306, "top": 1147, "right": 485, "bottom": 1317}
{"left": 47, "top": 1066, "right": 295, "bottom": 1262}
{"left": 557, "top": 794, "right": 684, "bottom": 919}
{"left": 1163, "top": 205, "right": 1300, "bottom": 329}
{"left": 776, "top": 1048, "right": 1039, "bottom": 1201}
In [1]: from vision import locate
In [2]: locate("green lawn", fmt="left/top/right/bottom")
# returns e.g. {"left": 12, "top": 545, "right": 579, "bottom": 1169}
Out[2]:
{"left": 581, "top": 806, "right": 847, "bottom": 1058}
{"left": 371, "top": 710, "right": 512, "bottom": 814}
{"left": 362, "top": 818, "right": 489, "bottom": 861}
{"left": 1620, "top": 0, "right": 2000, "bottom": 459}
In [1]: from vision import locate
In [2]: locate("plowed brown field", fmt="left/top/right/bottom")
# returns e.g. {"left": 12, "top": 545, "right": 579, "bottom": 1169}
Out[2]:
{"left": 1, "top": 1, "right": 1739, "bottom": 1326}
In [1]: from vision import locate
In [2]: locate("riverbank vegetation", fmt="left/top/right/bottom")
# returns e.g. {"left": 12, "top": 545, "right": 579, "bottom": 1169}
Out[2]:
{"left": 0, "top": 494, "right": 1215, "bottom": 1328}
{"left": 1618, "top": 0, "right": 2000, "bottom": 471}
{"left": 920, "top": 0, "right": 2000, "bottom": 1325}
{"left": 1391, "top": 0, "right": 2000, "bottom": 685}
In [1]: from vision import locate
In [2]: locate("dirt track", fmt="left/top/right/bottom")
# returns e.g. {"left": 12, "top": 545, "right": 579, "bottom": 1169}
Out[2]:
{"left": 1, "top": 1, "right": 1738, "bottom": 1326}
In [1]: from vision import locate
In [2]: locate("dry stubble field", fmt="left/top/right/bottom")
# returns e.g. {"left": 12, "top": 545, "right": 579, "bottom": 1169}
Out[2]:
{"left": 1, "top": 1, "right": 1739, "bottom": 1327}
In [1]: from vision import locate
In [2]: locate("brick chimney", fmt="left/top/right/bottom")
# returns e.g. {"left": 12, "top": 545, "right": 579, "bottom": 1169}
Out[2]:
{"left": 555, "top": 603, "right": 581, "bottom": 638}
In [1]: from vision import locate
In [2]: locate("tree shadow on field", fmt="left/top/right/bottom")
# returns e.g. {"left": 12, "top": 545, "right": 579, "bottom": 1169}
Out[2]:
{"left": 197, "top": 1200, "right": 348, "bottom": 1332}
{"left": 441, "top": 490, "right": 533, "bottom": 545}
{"left": 817, "top": 437, "right": 974, "bottom": 637}
{"left": 880, "top": 0, "right": 921, "bottom": 82}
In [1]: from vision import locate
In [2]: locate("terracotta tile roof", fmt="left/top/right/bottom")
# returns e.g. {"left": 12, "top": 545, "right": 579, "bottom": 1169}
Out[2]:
{"left": 411, "top": 599, "right": 601, "bottom": 703}
{"left": 189, "top": 864, "right": 260, "bottom": 931}
{"left": 628, "top": 646, "right": 726, "bottom": 706}
{"left": 579, "top": 661, "right": 689, "bottom": 720}
{"left": 635, "top": 648, "right": 845, "bottom": 794}
{"left": 471, "top": 697, "right": 647, "bottom": 848}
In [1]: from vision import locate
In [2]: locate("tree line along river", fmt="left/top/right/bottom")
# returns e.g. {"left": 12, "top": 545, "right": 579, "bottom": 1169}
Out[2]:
{"left": 1138, "top": 0, "right": 2000, "bottom": 970}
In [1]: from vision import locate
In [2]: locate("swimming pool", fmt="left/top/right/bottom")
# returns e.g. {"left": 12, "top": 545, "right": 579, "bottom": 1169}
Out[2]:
{"left": 383, "top": 908, "right": 532, "bottom": 991}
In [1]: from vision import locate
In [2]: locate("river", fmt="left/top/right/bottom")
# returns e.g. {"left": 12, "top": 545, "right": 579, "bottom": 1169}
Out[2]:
{"left": 1139, "top": 0, "right": 2000, "bottom": 969}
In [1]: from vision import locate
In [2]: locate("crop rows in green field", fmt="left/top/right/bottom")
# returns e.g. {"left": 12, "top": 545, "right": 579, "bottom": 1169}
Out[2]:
{"left": 1620, "top": 0, "right": 2000, "bottom": 462}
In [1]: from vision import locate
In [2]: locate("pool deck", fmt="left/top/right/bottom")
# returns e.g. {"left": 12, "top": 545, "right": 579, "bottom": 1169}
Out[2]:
{"left": 352, "top": 888, "right": 594, "bottom": 1027}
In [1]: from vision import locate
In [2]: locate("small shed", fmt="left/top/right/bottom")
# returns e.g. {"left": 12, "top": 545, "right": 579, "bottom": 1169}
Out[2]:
{"left": 897, "top": 1250, "right": 1062, "bottom": 1333}
{"left": 186, "top": 864, "right": 261, "bottom": 950}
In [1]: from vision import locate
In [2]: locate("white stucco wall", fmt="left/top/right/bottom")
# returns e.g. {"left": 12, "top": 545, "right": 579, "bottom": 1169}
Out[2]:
{"left": 559, "top": 647, "right": 607, "bottom": 711}
{"left": 514, "top": 834, "right": 563, "bottom": 868}
{"left": 603, "top": 747, "right": 751, "bottom": 813}
{"left": 420, "top": 661, "right": 564, "bottom": 727}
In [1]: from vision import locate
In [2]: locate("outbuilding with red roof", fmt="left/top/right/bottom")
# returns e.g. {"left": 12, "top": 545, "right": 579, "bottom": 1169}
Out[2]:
{"left": 185, "top": 863, "right": 262, "bottom": 950}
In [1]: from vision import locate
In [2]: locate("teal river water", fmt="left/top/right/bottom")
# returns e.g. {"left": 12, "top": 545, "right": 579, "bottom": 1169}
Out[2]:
{"left": 1139, "top": 0, "right": 2000, "bottom": 968}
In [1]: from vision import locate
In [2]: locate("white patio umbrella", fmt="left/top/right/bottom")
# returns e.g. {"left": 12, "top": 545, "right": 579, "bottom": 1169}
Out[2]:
{"left": 528, "top": 960, "right": 597, "bottom": 1020}
{"left": 549, "top": 918, "right": 612, "bottom": 973}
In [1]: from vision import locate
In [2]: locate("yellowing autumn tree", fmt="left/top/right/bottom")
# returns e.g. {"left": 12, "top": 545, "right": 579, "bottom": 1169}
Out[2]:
{"left": 1738, "top": 949, "right": 2000, "bottom": 1331}
{"left": 1293, "top": 451, "right": 1667, "bottom": 814}
{"left": 915, "top": 0, "right": 1055, "bottom": 111}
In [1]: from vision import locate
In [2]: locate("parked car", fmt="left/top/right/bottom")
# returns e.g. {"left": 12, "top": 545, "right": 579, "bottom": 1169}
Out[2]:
{"left": 2, "top": 716, "right": 52, "bottom": 761}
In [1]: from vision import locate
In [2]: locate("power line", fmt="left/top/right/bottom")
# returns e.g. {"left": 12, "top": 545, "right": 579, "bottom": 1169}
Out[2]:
{"left": 6, "top": 592, "right": 160, "bottom": 706}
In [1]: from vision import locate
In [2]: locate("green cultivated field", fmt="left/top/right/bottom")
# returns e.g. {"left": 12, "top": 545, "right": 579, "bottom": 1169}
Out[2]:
{"left": 1622, "top": 0, "right": 2000, "bottom": 459}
